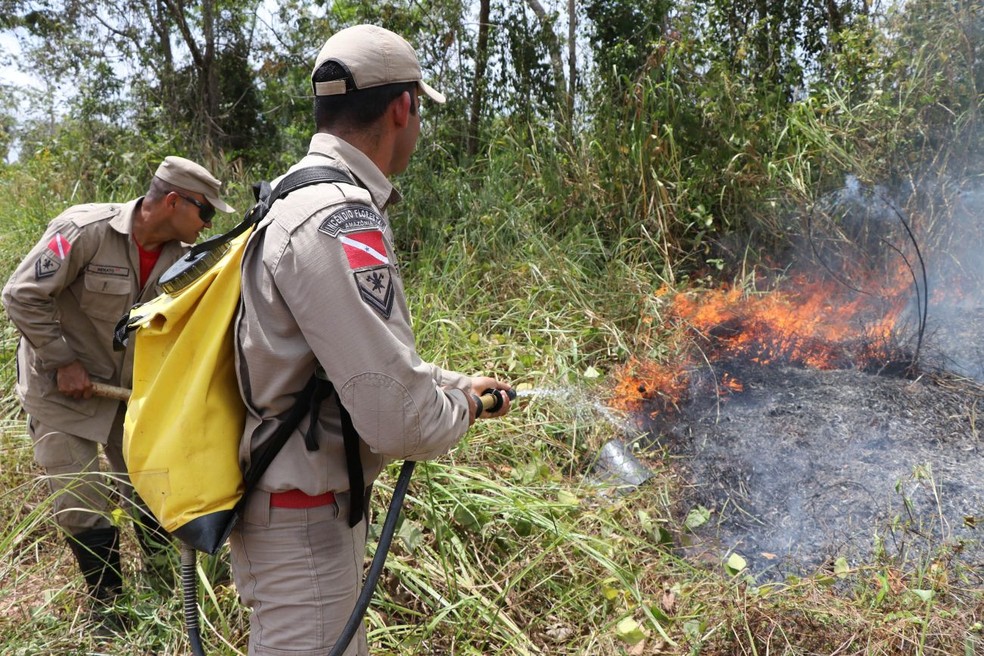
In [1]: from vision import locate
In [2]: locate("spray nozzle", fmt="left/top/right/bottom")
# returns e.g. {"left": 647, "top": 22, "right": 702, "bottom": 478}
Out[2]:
{"left": 475, "top": 388, "right": 517, "bottom": 417}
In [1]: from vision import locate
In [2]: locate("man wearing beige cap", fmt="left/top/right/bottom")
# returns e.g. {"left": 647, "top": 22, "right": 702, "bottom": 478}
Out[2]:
{"left": 2, "top": 156, "right": 234, "bottom": 627}
{"left": 230, "top": 25, "right": 511, "bottom": 655}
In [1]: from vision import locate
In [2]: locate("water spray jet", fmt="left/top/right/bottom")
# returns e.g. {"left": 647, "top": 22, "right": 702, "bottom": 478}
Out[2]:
{"left": 515, "top": 385, "right": 654, "bottom": 492}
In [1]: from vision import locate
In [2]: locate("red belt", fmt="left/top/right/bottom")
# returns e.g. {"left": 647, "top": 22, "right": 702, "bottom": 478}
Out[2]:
{"left": 269, "top": 489, "right": 336, "bottom": 509}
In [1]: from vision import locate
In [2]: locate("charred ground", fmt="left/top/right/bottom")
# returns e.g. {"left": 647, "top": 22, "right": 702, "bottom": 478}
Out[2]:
{"left": 643, "top": 362, "right": 983, "bottom": 582}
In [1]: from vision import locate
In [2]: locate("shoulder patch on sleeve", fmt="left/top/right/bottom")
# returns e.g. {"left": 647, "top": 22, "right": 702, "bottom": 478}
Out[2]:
{"left": 35, "top": 252, "right": 61, "bottom": 279}
{"left": 353, "top": 265, "right": 394, "bottom": 319}
{"left": 318, "top": 204, "right": 385, "bottom": 238}
{"left": 34, "top": 230, "right": 75, "bottom": 279}
{"left": 47, "top": 233, "right": 72, "bottom": 259}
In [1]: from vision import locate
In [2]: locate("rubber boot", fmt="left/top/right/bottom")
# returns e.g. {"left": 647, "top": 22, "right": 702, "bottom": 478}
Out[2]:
{"left": 133, "top": 512, "right": 176, "bottom": 591}
{"left": 66, "top": 527, "right": 126, "bottom": 634}
{"left": 67, "top": 527, "right": 123, "bottom": 602}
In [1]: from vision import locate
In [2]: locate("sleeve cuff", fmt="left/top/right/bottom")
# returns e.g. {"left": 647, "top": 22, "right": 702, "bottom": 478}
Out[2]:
{"left": 436, "top": 366, "right": 472, "bottom": 392}
{"left": 446, "top": 387, "right": 472, "bottom": 424}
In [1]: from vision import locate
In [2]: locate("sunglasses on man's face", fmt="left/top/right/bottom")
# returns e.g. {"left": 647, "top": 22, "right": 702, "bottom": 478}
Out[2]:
{"left": 177, "top": 193, "right": 216, "bottom": 223}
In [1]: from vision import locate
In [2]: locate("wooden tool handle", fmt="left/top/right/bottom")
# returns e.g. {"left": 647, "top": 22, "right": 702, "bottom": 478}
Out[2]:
{"left": 90, "top": 382, "right": 132, "bottom": 401}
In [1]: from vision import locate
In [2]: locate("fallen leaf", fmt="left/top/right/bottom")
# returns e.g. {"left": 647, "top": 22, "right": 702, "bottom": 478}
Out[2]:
{"left": 912, "top": 589, "right": 934, "bottom": 603}
{"left": 661, "top": 588, "right": 676, "bottom": 614}
{"left": 725, "top": 552, "right": 747, "bottom": 575}
{"left": 544, "top": 622, "right": 573, "bottom": 644}
{"left": 616, "top": 617, "right": 646, "bottom": 645}
{"left": 684, "top": 505, "right": 710, "bottom": 531}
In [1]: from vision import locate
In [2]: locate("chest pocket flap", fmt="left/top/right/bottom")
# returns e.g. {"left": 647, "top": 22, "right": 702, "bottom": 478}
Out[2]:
{"left": 83, "top": 273, "right": 132, "bottom": 321}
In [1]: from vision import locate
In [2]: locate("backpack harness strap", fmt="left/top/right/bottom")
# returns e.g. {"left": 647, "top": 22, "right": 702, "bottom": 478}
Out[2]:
{"left": 238, "top": 165, "right": 367, "bottom": 528}
{"left": 305, "top": 373, "right": 367, "bottom": 528}
{"left": 183, "top": 166, "right": 357, "bottom": 262}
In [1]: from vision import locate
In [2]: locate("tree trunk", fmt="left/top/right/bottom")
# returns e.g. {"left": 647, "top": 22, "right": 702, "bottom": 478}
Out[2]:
{"left": 203, "top": 0, "right": 220, "bottom": 154}
{"left": 567, "top": 0, "right": 576, "bottom": 125}
{"left": 523, "top": 0, "right": 568, "bottom": 124}
{"left": 468, "top": 0, "right": 492, "bottom": 157}
{"left": 162, "top": 0, "right": 220, "bottom": 154}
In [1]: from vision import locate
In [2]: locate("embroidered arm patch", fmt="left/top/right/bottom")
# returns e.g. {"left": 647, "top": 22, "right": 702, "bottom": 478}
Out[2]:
{"left": 35, "top": 233, "right": 73, "bottom": 279}
{"left": 353, "top": 265, "right": 395, "bottom": 319}
{"left": 48, "top": 233, "right": 72, "bottom": 258}
{"left": 340, "top": 231, "right": 389, "bottom": 269}
{"left": 318, "top": 204, "right": 385, "bottom": 238}
{"left": 317, "top": 206, "right": 393, "bottom": 318}
{"left": 35, "top": 254, "right": 61, "bottom": 279}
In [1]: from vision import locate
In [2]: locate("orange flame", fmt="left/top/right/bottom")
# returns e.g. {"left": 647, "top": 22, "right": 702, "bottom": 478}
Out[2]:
{"left": 611, "top": 270, "right": 912, "bottom": 416}
{"left": 609, "top": 357, "right": 690, "bottom": 413}
{"left": 673, "top": 277, "right": 905, "bottom": 370}
{"left": 720, "top": 372, "right": 744, "bottom": 395}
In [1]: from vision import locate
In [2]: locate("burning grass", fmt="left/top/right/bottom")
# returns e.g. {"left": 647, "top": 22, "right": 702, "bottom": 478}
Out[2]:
{"left": 610, "top": 270, "right": 918, "bottom": 419}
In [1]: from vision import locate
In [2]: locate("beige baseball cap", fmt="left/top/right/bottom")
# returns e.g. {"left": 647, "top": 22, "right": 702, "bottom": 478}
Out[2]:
{"left": 312, "top": 24, "right": 446, "bottom": 104}
{"left": 154, "top": 156, "right": 235, "bottom": 214}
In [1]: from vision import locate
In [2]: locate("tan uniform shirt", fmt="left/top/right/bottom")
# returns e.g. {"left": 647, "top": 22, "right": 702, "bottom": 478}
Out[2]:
{"left": 235, "top": 134, "right": 473, "bottom": 496}
{"left": 2, "top": 200, "right": 188, "bottom": 441}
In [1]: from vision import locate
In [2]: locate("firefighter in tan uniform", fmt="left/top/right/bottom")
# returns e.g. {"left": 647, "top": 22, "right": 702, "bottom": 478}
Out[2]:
{"left": 1, "top": 157, "right": 234, "bottom": 619}
{"left": 231, "top": 25, "right": 512, "bottom": 655}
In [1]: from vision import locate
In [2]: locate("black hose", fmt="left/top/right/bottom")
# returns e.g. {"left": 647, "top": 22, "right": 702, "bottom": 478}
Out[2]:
{"left": 328, "top": 459, "right": 416, "bottom": 656}
{"left": 181, "top": 544, "right": 207, "bottom": 656}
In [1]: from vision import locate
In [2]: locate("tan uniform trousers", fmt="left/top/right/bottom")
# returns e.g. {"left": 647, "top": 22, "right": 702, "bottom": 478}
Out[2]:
{"left": 229, "top": 489, "right": 369, "bottom": 656}
{"left": 29, "top": 405, "right": 133, "bottom": 535}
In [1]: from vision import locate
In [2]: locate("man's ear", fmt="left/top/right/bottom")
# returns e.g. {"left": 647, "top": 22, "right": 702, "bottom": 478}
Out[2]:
{"left": 392, "top": 91, "right": 412, "bottom": 128}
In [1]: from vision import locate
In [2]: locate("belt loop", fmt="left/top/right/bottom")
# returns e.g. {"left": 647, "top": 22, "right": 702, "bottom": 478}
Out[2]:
{"left": 245, "top": 489, "right": 272, "bottom": 527}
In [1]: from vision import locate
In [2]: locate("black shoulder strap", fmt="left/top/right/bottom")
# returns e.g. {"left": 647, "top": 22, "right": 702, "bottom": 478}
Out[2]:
{"left": 240, "top": 376, "right": 320, "bottom": 495}
{"left": 236, "top": 373, "right": 366, "bottom": 528}
{"left": 185, "top": 166, "right": 355, "bottom": 262}
{"left": 267, "top": 166, "right": 354, "bottom": 203}
{"left": 302, "top": 375, "right": 367, "bottom": 528}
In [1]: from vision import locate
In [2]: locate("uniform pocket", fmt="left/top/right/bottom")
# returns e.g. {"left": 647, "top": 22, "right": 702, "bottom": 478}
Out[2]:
{"left": 82, "top": 273, "right": 131, "bottom": 322}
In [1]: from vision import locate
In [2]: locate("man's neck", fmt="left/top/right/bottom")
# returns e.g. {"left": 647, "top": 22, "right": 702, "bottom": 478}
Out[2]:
{"left": 131, "top": 200, "right": 164, "bottom": 252}
{"left": 321, "top": 127, "right": 393, "bottom": 177}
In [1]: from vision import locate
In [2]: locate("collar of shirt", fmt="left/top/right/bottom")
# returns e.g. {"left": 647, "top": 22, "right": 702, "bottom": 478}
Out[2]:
{"left": 110, "top": 197, "right": 143, "bottom": 237}
{"left": 306, "top": 133, "right": 402, "bottom": 211}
